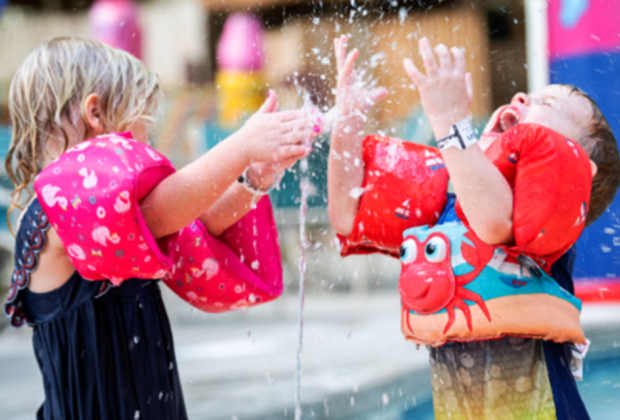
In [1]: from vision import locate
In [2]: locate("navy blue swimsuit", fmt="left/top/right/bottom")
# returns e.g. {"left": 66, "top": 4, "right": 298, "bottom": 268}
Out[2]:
{"left": 4, "top": 199, "right": 187, "bottom": 420}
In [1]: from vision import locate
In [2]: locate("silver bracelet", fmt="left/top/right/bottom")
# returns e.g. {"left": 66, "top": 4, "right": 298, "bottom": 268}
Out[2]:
{"left": 237, "top": 167, "right": 280, "bottom": 195}
{"left": 436, "top": 119, "right": 477, "bottom": 151}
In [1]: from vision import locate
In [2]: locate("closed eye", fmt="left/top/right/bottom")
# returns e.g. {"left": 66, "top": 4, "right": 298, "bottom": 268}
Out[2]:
{"left": 540, "top": 95, "right": 557, "bottom": 108}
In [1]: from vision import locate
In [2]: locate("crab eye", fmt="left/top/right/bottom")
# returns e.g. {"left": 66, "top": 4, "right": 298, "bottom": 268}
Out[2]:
{"left": 425, "top": 237, "right": 447, "bottom": 263}
{"left": 399, "top": 238, "right": 417, "bottom": 265}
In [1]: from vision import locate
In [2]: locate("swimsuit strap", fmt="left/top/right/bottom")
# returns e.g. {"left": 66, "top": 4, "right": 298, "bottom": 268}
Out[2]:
{"left": 4, "top": 198, "right": 49, "bottom": 327}
{"left": 3, "top": 198, "right": 113, "bottom": 328}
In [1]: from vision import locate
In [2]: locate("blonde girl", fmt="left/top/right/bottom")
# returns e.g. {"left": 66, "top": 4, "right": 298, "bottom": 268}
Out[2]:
{"left": 4, "top": 37, "right": 318, "bottom": 420}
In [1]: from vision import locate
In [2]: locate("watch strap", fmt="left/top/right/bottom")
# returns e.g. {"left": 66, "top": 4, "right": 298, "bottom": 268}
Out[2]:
{"left": 436, "top": 119, "right": 477, "bottom": 151}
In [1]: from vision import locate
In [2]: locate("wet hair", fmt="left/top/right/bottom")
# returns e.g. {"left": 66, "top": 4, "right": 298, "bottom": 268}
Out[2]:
{"left": 5, "top": 37, "right": 162, "bottom": 233}
{"left": 562, "top": 85, "right": 620, "bottom": 226}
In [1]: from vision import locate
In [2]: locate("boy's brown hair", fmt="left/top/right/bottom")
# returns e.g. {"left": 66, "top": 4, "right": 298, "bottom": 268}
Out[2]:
{"left": 566, "top": 85, "right": 620, "bottom": 226}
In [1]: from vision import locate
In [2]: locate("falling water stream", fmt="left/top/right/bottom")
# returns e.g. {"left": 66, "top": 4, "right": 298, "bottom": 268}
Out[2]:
{"left": 293, "top": 90, "right": 338, "bottom": 418}
{"left": 294, "top": 156, "right": 309, "bottom": 420}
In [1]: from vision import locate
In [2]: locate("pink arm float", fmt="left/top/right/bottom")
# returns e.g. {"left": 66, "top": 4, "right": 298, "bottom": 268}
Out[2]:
{"left": 34, "top": 132, "right": 282, "bottom": 311}
{"left": 163, "top": 196, "right": 282, "bottom": 312}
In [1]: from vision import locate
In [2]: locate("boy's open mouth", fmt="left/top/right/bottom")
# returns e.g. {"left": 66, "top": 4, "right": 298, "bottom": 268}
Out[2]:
{"left": 486, "top": 105, "right": 521, "bottom": 136}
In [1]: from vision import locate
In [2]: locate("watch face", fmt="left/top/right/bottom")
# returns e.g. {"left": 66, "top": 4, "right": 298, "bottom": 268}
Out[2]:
{"left": 456, "top": 120, "right": 477, "bottom": 147}
{"left": 437, "top": 121, "right": 477, "bottom": 151}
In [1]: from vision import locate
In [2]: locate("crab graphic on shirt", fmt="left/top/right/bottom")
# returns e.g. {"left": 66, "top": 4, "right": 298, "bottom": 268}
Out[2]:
{"left": 399, "top": 223, "right": 494, "bottom": 334}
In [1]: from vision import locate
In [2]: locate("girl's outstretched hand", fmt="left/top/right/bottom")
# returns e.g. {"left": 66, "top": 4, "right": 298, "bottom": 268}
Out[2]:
{"left": 403, "top": 38, "right": 473, "bottom": 137}
{"left": 334, "top": 35, "right": 389, "bottom": 119}
{"left": 238, "top": 90, "right": 321, "bottom": 189}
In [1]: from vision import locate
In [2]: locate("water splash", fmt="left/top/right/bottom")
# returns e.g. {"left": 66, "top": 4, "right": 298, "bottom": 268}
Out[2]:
{"left": 291, "top": 77, "right": 362, "bottom": 419}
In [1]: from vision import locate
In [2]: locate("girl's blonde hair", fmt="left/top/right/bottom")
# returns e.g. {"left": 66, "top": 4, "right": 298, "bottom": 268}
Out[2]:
{"left": 5, "top": 36, "right": 162, "bottom": 232}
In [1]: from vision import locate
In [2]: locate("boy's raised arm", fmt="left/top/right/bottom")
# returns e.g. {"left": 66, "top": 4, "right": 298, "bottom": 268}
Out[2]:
{"left": 403, "top": 38, "right": 514, "bottom": 245}
{"left": 328, "top": 36, "right": 388, "bottom": 236}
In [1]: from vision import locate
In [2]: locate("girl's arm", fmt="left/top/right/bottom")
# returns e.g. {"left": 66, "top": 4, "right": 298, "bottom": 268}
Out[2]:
{"left": 328, "top": 36, "right": 388, "bottom": 236}
{"left": 140, "top": 92, "right": 318, "bottom": 239}
{"left": 197, "top": 93, "right": 313, "bottom": 236}
{"left": 403, "top": 38, "right": 513, "bottom": 245}
{"left": 199, "top": 159, "right": 296, "bottom": 236}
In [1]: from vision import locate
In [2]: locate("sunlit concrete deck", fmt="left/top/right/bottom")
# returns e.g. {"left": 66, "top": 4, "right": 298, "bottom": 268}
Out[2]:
{"left": 1, "top": 291, "right": 619, "bottom": 420}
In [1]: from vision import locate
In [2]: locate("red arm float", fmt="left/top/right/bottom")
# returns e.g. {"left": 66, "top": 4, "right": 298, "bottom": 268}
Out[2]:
{"left": 456, "top": 124, "right": 592, "bottom": 271}
{"left": 162, "top": 196, "right": 283, "bottom": 312}
{"left": 337, "top": 135, "right": 450, "bottom": 258}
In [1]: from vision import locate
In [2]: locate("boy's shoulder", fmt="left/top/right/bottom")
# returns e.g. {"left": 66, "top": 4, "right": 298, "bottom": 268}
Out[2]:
{"left": 484, "top": 122, "right": 591, "bottom": 269}
{"left": 489, "top": 123, "right": 581, "bottom": 157}
{"left": 485, "top": 122, "right": 591, "bottom": 189}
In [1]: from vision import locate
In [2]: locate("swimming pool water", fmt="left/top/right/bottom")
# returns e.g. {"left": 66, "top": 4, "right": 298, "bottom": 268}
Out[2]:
{"left": 577, "top": 348, "right": 620, "bottom": 419}
{"left": 353, "top": 335, "right": 620, "bottom": 420}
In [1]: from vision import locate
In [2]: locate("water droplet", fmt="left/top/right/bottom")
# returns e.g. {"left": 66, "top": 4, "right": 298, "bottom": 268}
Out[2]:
{"left": 382, "top": 393, "right": 389, "bottom": 406}
{"left": 398, "top": 7, "right": 407, "bottom": 24}
{"left": 134, "top": 336, "right": 139, "bottom": 344}
{"left": 134, "top": 410, "right": 140, "bottom": 419}
{"left": 349, "top": 187, "right": 365, "bottom": 199}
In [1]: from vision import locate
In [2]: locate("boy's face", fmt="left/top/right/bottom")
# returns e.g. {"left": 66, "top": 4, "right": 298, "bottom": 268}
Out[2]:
{"left": 479, "top": 85, "right": 593, "bottom": 150}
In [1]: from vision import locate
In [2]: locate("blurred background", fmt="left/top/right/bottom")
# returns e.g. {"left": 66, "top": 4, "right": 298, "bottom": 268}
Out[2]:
{"left": 0, "top": 0, "right": 619, "bottom": 419}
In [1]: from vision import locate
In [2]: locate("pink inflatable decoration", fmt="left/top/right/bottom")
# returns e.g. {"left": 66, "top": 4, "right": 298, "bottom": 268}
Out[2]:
{"left": 163, "top": 196, "right": 283, "bottom": 312}
{"left": 217, "top": 13, "right": 264, "bottom": 71}
{"left": 34, "top": 133, "right": 174, "bottom": 285}
{"left": 88, "top": 0, "right": 143, "bottom": 59}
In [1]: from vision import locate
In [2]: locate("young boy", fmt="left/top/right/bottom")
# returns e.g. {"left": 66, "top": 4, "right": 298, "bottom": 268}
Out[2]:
{"left": 328, "top": 35, "right": 620, "bottom": 419}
